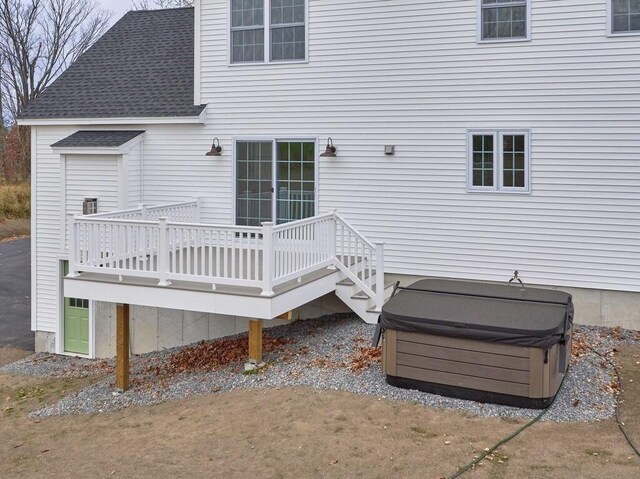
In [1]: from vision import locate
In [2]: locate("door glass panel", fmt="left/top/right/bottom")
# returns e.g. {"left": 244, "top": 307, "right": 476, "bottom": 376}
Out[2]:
{"left": 236, "top": 141, "right": 273, "bottom": 226}
{"left": 276, "top": 141, "right": 315, "bottom": 224}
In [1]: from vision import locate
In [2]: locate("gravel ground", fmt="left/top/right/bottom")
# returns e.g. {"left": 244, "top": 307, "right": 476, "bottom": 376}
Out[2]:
{"left": 2, "top": 314, "right": 638, "bottom": 422}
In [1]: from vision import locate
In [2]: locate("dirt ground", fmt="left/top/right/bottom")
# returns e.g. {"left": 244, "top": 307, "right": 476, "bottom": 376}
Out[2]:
{"left": 1, "top": 346, "right": 639, "bottom": 479}
{"left": 0, "top": 219, "right": 30, "bottom": 241}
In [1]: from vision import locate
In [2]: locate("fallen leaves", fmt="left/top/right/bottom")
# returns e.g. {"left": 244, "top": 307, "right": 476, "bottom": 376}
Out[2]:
{"left": 349, "top": 346, "right": 382, "bottom": 373}
{"left": 148, "top": 334, "right": 293, "bottom": 379}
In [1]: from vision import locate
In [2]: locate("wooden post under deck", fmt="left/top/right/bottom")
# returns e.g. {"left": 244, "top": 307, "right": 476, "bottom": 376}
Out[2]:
{"left": 116, "top": 303, "right": 130, "bottom": 391}
{"left": 248, "top": 319, "right": 263, "bottom": 364}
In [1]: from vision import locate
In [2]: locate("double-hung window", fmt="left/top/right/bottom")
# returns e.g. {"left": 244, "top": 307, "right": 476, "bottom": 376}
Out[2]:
{"left": 467, "top": 130, "right": 531, "bottom": 193}
{"left": 231, "top": 0, "right": 307, "bottom": 64}
{"left": 611, "top": 0, "right": 640, "bottom": 34}
{"left": 480, "top": 0, "right": 529, "bottom": 41}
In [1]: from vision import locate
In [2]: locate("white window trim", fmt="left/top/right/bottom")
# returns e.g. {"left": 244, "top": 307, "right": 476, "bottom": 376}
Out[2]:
{"left": 477, "top": 0, "right": 532, "bottom": 44}
{"left": 466, "top": 129, "right": 532, "bottom": 194}
{"left": 607, "top": 0, "right": 640, "bottom": 37}
{"left": 231, "top": 136, "right": 320, "bottom": 225}
{"left": 228, "top": 0, "right": 309, "bottom": 66}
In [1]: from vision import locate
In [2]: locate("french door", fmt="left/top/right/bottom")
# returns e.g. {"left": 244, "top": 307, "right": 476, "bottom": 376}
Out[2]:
{"left": 235, "top": 140, "right": 316, "bottom": 226}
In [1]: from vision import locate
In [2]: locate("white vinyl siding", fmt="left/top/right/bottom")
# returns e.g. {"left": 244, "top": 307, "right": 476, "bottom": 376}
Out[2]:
{"left": 65, "top": 155, "right": 119, "bottom": 216}
{"left": 31, "top": 0, "right": 640, "bottom": 336}
{"left": 34, "top": 126, "right": 71, "bottom": 333}
{"left": 200, "top": 0, "right": 640, "bottom": 293}
{"left": 125, "top": 144, "right": 143, "bottom": 206}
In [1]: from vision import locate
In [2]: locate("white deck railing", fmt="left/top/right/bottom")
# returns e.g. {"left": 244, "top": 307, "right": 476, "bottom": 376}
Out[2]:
{"left": 68, "top": 203, "right": 384, "bottom": 309}
{"left": 85, "top": 200, "right": 200, "bottom": 223}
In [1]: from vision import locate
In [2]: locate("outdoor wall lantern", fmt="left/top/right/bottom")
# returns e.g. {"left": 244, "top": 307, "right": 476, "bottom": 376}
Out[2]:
{"left": 205, "top": 137, "right": 223, "bottom": 156}
{"left": 319, "top": 137, "right": 337, "bottom": 157}
{"left": 384, "top": 145, "right": 395, "bottom": 155}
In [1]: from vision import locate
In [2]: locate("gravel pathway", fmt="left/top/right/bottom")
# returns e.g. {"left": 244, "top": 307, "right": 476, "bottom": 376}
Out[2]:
{"left": 2, "top": 314, "right": 637, "bottom": 422}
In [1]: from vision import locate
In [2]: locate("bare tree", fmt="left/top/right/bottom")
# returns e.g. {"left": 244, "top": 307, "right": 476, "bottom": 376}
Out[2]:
{"left": 0, "top": 0, "right": 111, "bottom": 120}
{"left": 0, "top": 0, "right": 110, "bottom": 181}
{"left": 132, "top": 0, "right": 192, "bottom": 9}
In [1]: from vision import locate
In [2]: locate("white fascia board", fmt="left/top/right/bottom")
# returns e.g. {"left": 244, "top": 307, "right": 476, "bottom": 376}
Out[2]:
{"left": 18, "top": 112, "right": 206, "bottom": 127}
{"left": 51, "top": 134, "right": 145, "bottom": 156}
{"left": 194, "top": 0, "right": 202, "bottom": 105}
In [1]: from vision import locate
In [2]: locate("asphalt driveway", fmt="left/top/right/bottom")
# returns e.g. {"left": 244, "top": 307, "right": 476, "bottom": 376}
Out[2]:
{"left": 0, "top": 238, "right": 33, "bottom": 350}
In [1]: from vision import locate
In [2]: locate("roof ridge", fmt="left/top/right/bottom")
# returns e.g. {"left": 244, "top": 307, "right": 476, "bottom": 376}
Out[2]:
{"left": 128, "top": 6, "right": 194, "bottom": 14}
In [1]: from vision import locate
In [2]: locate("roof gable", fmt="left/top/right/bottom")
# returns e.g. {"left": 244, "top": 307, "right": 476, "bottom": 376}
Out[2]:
{"left": 20, "top": 8, "right": 205, "bottom": 120}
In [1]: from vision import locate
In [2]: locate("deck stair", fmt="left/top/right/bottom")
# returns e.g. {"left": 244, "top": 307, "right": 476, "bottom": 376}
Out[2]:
{"left": 335, "top": 277, "right": 396, "bottom": 324}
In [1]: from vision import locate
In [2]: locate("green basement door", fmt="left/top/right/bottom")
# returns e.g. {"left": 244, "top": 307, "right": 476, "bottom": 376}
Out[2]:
{"left": 63, "top": 261, "right": 89, "bottom": 355}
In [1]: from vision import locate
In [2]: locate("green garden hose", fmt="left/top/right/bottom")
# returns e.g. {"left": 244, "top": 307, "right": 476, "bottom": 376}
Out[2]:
{"left": 445, "top": 343, "right": 640, "bottom": 478}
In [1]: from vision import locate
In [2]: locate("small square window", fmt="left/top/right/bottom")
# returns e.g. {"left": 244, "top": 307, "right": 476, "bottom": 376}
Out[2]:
{"left": 468, "top": 130, "right": 530, "bottom": 193}
{"left": 83, "top": 198, "right": 98, "bottom": 215}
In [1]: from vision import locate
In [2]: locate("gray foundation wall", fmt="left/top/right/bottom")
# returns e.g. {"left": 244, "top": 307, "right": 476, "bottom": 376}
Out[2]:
{"left": 35, "top": 331, "right": 56, "bottom": 354}
{"left": 93, "top": 292, "right": 350, "bottom": 359}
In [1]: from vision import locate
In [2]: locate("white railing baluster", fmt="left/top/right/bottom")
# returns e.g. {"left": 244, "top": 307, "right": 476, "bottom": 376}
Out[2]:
{"left": 158, "top": 218, "right": 170, "bottom": 286}
{"left": 261, "top": 222, "right": 274, "bottom": 296}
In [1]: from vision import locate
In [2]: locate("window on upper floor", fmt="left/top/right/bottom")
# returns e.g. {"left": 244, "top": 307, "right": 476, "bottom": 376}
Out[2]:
{"left": 467, "top": 130, "right": 531, "bottom": 193}
{"left": 611, "top": 0, "right": 640, "bottom": 34}
{"left": 480, "top": 0, "right": 529, "bottom": 41}
{"left": 231, "top": 0, "right": 307, "bottom": 64}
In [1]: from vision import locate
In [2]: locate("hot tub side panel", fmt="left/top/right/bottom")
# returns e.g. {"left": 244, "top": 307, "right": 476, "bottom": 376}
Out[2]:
{"left": 383, "top": 330, "right": 570, "bottom": 409}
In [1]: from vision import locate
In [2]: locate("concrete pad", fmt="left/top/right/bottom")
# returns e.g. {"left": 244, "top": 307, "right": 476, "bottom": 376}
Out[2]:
{"left": 158, "top": 308, "right": 183, "bottom": 349}
{"left": 131, "top": 306, "right": 158, "bottom": 354}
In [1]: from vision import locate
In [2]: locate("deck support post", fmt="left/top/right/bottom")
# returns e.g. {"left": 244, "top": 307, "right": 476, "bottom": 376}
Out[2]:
{"left": 116, "top": 303, "right": 130, "bottom": 391}
{"left": 248, "top": 319, "right": 263, "bottom": 364}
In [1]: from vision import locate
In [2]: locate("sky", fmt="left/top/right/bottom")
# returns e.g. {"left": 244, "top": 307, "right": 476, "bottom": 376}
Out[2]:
{"left": 97, "top": 0, "right": 134, "bottom": 22}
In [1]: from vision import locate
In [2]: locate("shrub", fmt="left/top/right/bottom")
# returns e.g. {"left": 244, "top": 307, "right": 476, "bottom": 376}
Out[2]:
{"left": 0, "top": 182, "right": 31, "bottom": 220}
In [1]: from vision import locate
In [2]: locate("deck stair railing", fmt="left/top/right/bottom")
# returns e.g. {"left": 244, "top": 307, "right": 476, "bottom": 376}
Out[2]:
{"left": 68, "top": 205, "right": 384, "bottom": 310}
{"left": 333, "top": 212, "right": 385, "bottom": 312}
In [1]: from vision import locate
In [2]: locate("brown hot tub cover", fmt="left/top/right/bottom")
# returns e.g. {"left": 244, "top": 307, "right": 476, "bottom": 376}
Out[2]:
{"left": 380, "top": 279, "right": 573, "bottom": 349}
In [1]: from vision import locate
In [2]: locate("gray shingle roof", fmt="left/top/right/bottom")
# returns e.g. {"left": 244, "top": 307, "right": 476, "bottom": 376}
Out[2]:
{"left": 20, "top": 8, "right": 206, "bottom": 120}
{"left": 51, "top": 130, "right": 145, "bottom": 148}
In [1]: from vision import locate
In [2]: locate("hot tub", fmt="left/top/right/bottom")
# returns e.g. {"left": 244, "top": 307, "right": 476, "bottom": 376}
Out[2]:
{"left": 381, "top": 279, "right": 573, "bottom": 408}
